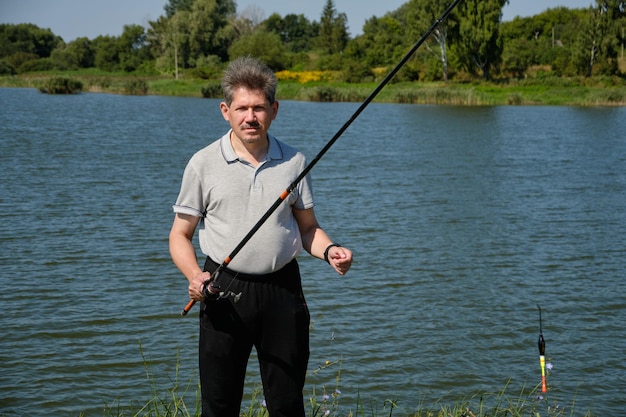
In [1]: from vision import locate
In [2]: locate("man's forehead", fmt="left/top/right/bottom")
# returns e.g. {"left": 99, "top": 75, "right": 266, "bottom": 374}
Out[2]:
{"left": 229, "top": 87, "right": 272, "bottom": 106}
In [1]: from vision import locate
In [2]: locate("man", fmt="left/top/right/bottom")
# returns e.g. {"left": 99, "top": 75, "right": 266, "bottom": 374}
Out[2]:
{"left": 169, "top": 56, "right": 353, "bottom": 417}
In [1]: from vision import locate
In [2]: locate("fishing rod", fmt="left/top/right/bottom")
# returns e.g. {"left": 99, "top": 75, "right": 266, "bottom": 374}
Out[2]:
{"left": 181, "top": 0, "right": 464, "bottom": 316}
{"left": 537, "top": 304, "right": 547, "bottom": 393}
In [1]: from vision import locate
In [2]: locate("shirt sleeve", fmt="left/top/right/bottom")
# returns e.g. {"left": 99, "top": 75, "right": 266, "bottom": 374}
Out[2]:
{"left": 172, "top": 160, "right": 205, "bottom": 217}
{"left": 294, "top": 171, "right": 314, "bottom": 210}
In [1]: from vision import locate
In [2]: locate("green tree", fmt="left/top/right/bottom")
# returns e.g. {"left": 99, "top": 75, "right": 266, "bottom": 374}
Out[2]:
{"left": 574, "top": 1, "right": 625, "bottom": 76}
{"left": 0, "top": 23, "right": 61, "bottom": 60}
{"left": 148, "top": 13, "right": 190, "bottom": 75}
{"left": 264, "top": 13, "right": 318, "bottom": 52}
{"left": 118, "top": 24, "right": 151, "bottom": 71}
{"left": 227, "top": 30, "right": 288, "bottom": 71}
{"left": 0, "top": 59, "right": 15, "bottom": 75}
{"left": 188, "top": 0, "right": 237, "bottom": 61}
{"left": 149, "top": 0, "right": 236, "bottom": 71}
{"left": 164, "top": 0, "right": 194, "bottom": 18}
{"left": 501, "top": 7, "right": 587, "bottom": 76}
{"left": 593, "top": 0, "right": 626, "bottom": 74}
{"left": 231, "top": 5, "right": 265, "bottom": 38}
{"left": 576, "top": 6, "right": 602, "bottom": 75}
{"left": 49, "top": 48, "right": 77, "bottom": 69}
{"left": 91, "top": 25, "right": 151, "bottom": 72}
{"left": 170, "top": 12, "right": 191, "bottom": 75}
{"left": 65, "top": 37, "right": 96, "bottom": 68}
{"left": 93, "top": 35, "right": 119, "bottom": 71}
{"left": 317, "top": 0, "right": 350, "bottom": 54}
{"left": 345, "top": 15, "right": 406, "bottom": 68}
{"left": 501, "top": 37, "right": 539, "bottom": 77}
{"left": 405, "top": 0, "right": 459, "bottom": 81}
{"left": 230, "top": 12, "right": 257, "bottom": 38}
{"left": 453, "top": 0, "right": 508, "bottom": 79}
{"left": 285, "top": 14, "right": 319, "bottom": 51}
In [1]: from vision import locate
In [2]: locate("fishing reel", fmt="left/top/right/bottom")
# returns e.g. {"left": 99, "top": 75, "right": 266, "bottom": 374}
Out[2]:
{"left": 201, "top": 270, "right": 242, "bottom": 303}
{"left": 201, "top": 271, "right": 222, "bottom": 301}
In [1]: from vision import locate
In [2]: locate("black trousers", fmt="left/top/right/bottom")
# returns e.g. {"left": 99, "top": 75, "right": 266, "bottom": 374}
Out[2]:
{"left": 199, "top": 258, "right": 310, "bottom": 417}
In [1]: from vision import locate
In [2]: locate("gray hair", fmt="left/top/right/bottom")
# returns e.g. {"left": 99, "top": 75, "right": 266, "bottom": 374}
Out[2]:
{"left": 221, "top": 56, "right": 277, "bottom": 105}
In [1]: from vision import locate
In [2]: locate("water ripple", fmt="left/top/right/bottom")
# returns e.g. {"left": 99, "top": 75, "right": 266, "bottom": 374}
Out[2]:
{"left": 1, "top": 89, "right": 625, "bottom": 415}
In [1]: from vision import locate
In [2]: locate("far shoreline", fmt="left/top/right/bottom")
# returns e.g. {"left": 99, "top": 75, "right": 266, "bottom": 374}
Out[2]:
{"left": 2, "top": 73, "right": 625, "bottom": 107}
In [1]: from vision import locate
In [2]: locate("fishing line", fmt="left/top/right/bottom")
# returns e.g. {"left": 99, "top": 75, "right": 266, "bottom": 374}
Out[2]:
{"left": 182, "top": 0, "right": 464, "bottom": 315}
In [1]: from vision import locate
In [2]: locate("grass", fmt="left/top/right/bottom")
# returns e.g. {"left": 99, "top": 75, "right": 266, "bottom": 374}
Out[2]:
{"left": 1, "top": 71, "right": 625, "bottom": 106}
{"left": 88, "top": 348, "right": 595, "bottom": 417}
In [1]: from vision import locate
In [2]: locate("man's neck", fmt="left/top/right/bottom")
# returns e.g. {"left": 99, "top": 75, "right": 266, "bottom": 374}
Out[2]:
{"left": 230, "top": 132, "right": 269, "bottom": 166}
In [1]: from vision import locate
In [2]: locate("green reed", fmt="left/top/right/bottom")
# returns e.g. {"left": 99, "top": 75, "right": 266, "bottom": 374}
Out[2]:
{"left": 90, "top": 347, "right": 594, "bottom": 417}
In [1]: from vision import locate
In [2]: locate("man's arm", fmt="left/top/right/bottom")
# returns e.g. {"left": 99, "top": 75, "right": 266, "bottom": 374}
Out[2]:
{"left": 169, "top": 213, "right": 211, "bottom": 301}
{"left": 293, "top": 207, "right": 353, "bottom": 275}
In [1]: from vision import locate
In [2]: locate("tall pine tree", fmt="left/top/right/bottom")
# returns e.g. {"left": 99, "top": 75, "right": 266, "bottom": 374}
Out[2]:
{"left": 317, "top": 0, "right": 349, "bottom": 54}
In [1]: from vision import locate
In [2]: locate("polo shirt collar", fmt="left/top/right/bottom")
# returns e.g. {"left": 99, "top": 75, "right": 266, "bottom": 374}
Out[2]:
{"left": 220, "top": 130, "right": 283, "bottom": 163}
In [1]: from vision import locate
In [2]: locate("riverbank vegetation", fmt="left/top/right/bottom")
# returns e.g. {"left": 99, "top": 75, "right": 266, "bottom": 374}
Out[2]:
{"left": 1, "top": 0, "right": 625, "bottom": 104}
{"left": 92, "top": 352, "right": 594, "bottom": 417}
{"left": 3, "top": 69, "right": 625, "bottom": 105}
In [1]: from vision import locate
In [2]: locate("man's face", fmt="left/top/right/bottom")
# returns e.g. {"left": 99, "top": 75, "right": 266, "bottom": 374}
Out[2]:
{"left": 220, "top": 87, "right": 278, "bottom": 145}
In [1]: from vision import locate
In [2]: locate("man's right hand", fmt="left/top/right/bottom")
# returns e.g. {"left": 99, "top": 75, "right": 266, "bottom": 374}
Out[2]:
{"left": 188, "top": 271, "right": 212, "bottom": 301}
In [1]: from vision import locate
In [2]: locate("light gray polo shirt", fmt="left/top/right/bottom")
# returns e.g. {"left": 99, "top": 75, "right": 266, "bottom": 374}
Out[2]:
{"left": 173, "top": 130, "right": 314, "bottom": 274}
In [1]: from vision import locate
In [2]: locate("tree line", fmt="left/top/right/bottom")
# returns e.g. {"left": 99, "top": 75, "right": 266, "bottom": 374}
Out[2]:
{"left": 1, "top": 0, "right": 625, "bottom": 82}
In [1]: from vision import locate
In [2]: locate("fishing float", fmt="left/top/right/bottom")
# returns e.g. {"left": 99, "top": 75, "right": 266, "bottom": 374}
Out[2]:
{"left": 537, "top": 304, "right": 547, "bottom": 393}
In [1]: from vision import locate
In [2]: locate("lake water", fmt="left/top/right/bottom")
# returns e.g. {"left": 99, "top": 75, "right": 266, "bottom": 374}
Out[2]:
{"left": 1, "top": 87, "right": 624, "bottom": 416}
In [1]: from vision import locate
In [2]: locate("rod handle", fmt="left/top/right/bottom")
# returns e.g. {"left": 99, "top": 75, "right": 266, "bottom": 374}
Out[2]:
{"left": 181, "top": 299, "right": 196, "bottom": 316}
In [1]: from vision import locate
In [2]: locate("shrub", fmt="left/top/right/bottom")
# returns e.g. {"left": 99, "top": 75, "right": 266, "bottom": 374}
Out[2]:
{"left": 275, "top": 70, "right": 336, "bottom": 83}
{"left": 304, "top": 86, "right": 341, "bottom": 102}
{"left": 39, "top": 77, "right": 83, "bottom": 94}
{"left": 507, "top": 92, "right": 523, "bottom": 105}
{"left": 19, "top": 58, "right": 58, "bottom": 73}
{"left": 124, "top": 79, "right": 149, "bottom": 95}
{"left": 5, "top": 52, "right": 39, "bottom": 70}
{"left": 341, "top": 60, "right": 373, "bottom": 83}
{"left": 302, "top": 86, "right": 366, "bottom": 102}
{"left": 0, "top": 60, "right": 16, "bottom": 75}
{"left": 201, "top": 81, "right": 222, "bottom": 98}
{"left": 134, "top": 60, "right": 158, "bottom": 76}
{"left": 188, "top": 67, "right": 212, "bottom": 80}
{"left": 190, "top": 55, "right": 223, "bottom": 80}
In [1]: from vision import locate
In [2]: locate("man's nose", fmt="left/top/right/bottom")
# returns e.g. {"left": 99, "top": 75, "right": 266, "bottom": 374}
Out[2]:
{"left": 245, "top": 108, "right": 257, "bottom": 121}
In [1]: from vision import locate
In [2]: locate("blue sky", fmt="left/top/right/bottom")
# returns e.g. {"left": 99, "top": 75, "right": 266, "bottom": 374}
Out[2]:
{"left": 1, "top": 0, "right": 594, "bottom": 42}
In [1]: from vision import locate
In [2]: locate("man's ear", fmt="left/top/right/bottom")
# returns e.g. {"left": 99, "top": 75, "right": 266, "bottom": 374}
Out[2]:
{"left": 219, "top": 102, "right": 230, "bottom": 121}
